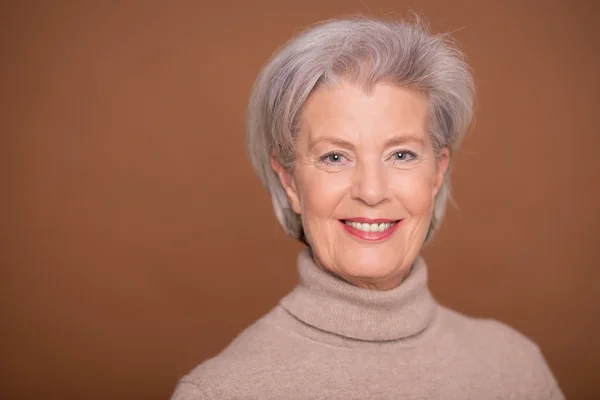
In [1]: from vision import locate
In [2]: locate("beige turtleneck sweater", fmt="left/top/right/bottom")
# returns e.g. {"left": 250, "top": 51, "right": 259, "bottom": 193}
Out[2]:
{"left": 171, "top": 249, "right": 564, "bottom": 399}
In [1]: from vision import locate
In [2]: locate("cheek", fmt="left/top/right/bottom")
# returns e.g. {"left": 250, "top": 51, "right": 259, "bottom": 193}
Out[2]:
{"left": 391, "top": 168, "right": 437, "bottom": 215}
{"left": 297, "top": 170, "right": 349, "bottom": 217}
{"left": 296, "top": 171, "right": 350, "bottom": 243}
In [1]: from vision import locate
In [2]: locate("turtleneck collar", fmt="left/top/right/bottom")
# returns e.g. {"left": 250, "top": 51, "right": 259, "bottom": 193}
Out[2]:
{"left": 279, "top": 248, "right": 437, "bottom": 342}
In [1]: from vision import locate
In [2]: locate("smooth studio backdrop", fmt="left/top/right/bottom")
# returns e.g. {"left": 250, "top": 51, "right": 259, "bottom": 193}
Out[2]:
{"left": 1, "top": 1, "right": 599, "bottom": 399}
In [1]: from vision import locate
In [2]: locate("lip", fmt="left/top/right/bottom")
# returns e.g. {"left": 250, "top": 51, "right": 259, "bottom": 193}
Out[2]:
{"left": 339, "top": 219, "right": 402, "bottom": 242}
{"left": 344, "top": 217, "right": 397, "bottom": 223}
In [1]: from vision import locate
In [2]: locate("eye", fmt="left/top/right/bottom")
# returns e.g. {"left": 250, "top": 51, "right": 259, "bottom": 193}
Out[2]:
{"left": 319, "top": 152, "right": 347, "bottom": 165}
{"left": 392, "top": 150, "right": 417, "bottom": 162}
{"left": 327, "top": 153, "right": 342, "bottom": 162}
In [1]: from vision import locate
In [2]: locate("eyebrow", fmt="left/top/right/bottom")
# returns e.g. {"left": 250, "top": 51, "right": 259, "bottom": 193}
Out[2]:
{"left": 309, "top": 134, "right": 424, "bottom": 151}
{"left": 309, "top": 137, "right": 355, "bottom": 151}
{"left": 383, "top": 135, "right": 425, "bottom": 148}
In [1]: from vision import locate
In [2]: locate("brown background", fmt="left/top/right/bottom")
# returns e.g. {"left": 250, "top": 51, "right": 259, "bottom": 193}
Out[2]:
{"left": 1, "top": 0, "right": 599, "bottom": 399}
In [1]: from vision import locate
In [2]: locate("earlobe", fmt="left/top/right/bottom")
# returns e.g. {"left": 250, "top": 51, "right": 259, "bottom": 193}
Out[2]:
{"left": 271, "top": 152, "right": 302, "bottom": 214}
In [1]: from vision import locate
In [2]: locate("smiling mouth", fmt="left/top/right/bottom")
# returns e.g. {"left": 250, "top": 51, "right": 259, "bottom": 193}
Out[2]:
{"left": 338, "top": 218, "right": 402, "bottom": 241}
{"left": 341, "top": 220, "right": 399, "bottom": 233}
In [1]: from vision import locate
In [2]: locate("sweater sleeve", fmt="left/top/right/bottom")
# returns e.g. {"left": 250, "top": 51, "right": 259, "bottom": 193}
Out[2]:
{"left": 474, "top": 318, "right": 565, "bottom": 399}
{"left": 527, "top": 346, "right": 565, "bottom": 400}
{"left": 541, "top": 362, "right": 565, "bottom": 399}
{"left": 170, "top": 379, "right": 211, "bottom": 400}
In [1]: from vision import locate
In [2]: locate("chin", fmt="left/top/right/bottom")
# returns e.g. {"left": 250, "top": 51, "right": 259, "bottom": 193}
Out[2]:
{"left": 339, "top": 252, "right": 405, "bottom": 285}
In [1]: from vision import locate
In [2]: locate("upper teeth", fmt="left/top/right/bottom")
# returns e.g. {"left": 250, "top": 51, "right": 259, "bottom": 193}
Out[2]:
{"left": 345, "top": 221, "right": 395, "bottom": 232}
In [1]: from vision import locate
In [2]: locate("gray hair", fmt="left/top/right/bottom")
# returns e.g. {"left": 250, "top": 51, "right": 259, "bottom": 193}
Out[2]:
{"left": 246, "top": 17, "right": 475, "bottom": 245}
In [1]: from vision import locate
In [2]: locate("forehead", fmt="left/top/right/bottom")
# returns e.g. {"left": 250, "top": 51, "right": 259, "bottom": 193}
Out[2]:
{"left": 299, "top": 81, "right": 428, "bottom": 141}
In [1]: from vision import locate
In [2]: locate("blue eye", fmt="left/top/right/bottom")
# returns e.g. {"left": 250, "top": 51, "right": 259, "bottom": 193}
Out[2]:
{"left": 393, "top": 150, "right": 417, "bottom": 162}
{"left": 320, "top": 152, "right": 346, "bottom": 164}
{"left": 327, "top": 154, "right": 342, "bottom": 162}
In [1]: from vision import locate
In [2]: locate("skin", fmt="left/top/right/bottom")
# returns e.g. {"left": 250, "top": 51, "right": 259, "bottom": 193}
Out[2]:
{"left": 272, "top": 81, "right": 449, "bottom": 290}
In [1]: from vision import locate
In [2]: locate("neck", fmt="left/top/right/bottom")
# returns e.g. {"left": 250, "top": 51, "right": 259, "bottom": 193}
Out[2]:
{"left": 280, "top": 248, "right": 437, "bottom": 341}
{"left": 312, "top": 253, "right": 413, "bottom": 291}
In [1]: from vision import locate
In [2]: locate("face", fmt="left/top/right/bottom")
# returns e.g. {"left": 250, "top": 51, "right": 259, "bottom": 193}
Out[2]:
{"left": 273, "top": 81, "right": 449, "bottom": 290}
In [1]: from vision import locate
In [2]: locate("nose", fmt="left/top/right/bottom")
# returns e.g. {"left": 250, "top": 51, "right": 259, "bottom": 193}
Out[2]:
{"left": 350, "top": 159, "right": 389, "bottom": 206}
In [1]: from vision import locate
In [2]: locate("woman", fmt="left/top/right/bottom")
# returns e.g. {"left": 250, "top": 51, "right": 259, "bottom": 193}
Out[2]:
{"left": 172, "top": 17, "right": 563, "bottom": 399}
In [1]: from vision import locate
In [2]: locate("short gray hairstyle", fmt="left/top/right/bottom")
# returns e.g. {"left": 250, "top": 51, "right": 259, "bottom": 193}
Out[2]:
{"left": 246, "top": 17, "right": 475, "bottom": 245}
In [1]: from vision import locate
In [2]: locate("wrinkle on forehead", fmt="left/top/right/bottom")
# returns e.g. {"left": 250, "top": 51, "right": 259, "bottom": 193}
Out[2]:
{"left": 298, "top": 81, "right": 429, "bottom": 151}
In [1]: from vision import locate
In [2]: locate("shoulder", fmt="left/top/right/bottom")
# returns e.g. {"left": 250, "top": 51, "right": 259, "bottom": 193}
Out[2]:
{"left": 170, "top": 307, "right": 297, "bottom": 400}
{"left": 438, "top": 306, "right": 543, "bottom": 361}
{"left": 438, "top": 306, "right": 537, "bottom": 350}
{"left": 171, "top": 380, "right": 210, "bottom": 400}
{"left": 436, "top": 306, "right": 564, "bottom": 399}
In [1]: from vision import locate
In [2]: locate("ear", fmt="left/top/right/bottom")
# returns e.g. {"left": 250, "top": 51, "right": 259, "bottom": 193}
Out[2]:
{"left": 271, "top": 151, "right": 302, "bottom": 214}
{"left": 432, "top": 147, "right": 450, "bottom": 197}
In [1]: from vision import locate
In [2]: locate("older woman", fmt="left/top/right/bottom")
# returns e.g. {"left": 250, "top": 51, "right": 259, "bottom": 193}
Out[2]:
{"left": 172, "top": 17, "right": 563, "bottom": 399}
